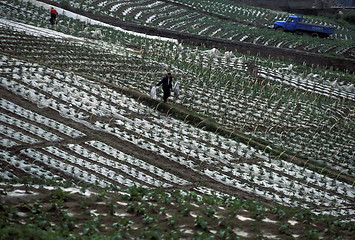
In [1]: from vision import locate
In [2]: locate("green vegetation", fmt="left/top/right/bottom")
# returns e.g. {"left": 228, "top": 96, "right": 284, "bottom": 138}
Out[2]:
{"left": 0, "top": 178, "right": 354, "bottom": 239}
{"left": 7, "top": 0, "right": 351, "bottom": 58}
{"left": 0, "top": 0, "right": 354, "bottom": 239}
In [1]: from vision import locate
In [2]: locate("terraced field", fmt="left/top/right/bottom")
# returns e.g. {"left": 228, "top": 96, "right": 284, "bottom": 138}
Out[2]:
{"left": 0, "top": 0, "right": 354, "bottom": 239}
{"left": 61, "top": 0, "right": 355, "bottom": 59}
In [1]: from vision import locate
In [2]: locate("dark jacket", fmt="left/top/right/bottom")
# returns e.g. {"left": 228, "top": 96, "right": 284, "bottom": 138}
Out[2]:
{"left": 157, "top": 75, "right": 172, "bottom": 92}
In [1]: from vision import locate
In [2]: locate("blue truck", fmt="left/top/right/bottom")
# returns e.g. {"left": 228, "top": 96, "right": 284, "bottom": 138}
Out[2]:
{"left": 274, "top": 15, "right": 334, "bottom": 38}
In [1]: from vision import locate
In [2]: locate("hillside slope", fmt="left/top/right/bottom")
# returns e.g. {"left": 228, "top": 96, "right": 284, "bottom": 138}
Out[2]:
{"left": 0, "top": 0, "right": 354, "bottom": 239}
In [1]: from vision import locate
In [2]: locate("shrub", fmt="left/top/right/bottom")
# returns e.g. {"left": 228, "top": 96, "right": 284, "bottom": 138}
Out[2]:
{"left": 343, "top": 14, "right": 355, "bottom": 25}
{"left": 0, "top": 224, "right": 63, "bottom": 240}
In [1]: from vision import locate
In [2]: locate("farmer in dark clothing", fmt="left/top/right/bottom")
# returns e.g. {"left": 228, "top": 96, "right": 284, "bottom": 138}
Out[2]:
{"left": 50, "top": 7, "right": 58, "bottom": 25}
{"left": 156, "top": 73, "right": 173, "bottom": 102}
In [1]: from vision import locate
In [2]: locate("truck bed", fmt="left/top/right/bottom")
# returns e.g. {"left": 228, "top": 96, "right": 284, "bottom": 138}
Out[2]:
{"left": 296, "top": 22, "right": 334, "bottom": 34}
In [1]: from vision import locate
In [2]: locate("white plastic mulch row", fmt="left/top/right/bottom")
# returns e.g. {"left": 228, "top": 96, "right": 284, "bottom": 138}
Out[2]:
{"left": 173, "top": 46, "right": 354, "bottom": 101}
{"left": 0, "top": 124, "right": 40, "bottom": 146}
{"left": 17, "top": 0, "right": 178, "bottom": 43}
{"left": 86, "top": 140, "right": 191, "bottom": 186}
{"left": 260, "top": 160, "right": 354, "bottom": 198}
{"left": 90, "top": 101, "right": 354, "bottom": 216}
{"left": 0, "top": 18, "right": 84, "bottom": 41}
{"left": 0, "top": 167, "right": 16, "bottom": 180}
{"left": 1, "top": 56, "right": 261, "bottom": 167}
{"left": 1, "top": 54, "right": 353, "bottom": 218}
{"left": 202, "top": 168, "right": 305, "bottom": 208}
{"left": 0, "top": 150, "right": 60, "bottom": 180}
{"left": 112, "top": 116, "right": 252, "bottom": 165}
{"left": 93, "top": 119, "right": 350, "bottom": 213}
{"left": 1, "top": 43, "right": 351, "bottom": 175}
{"left": 0, "top": 113, "right": 63, "bottom": 142}
{"left": 66, "top": 143, "right": 173, "bottom": 188}
{"left": 249, "top": 129, "right": 354, "bottom": 174}
{"left": 2, "top": 57, "right": 350, "bottom": 206}
{"left": 227, "top": 164, "right": 351, "bottom": 207}
{"left": 0, "top": 137, "right": 20, "bottom": 148}
{"left": 1, "top": 76, "right": 87, "bottom": 119}
{"left": 20, "top": 148, "right": 111, "bottom": 188}
{"left": 0, "top": 98, "right": 86, "bottom": 139}
{"left": 43, "top": 146, "right": 149, "bottom": 188}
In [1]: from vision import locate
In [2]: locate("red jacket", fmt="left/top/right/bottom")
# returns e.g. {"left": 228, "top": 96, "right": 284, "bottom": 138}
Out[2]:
{"left": 51, "top": 8, "right": 58, "bottom": 14}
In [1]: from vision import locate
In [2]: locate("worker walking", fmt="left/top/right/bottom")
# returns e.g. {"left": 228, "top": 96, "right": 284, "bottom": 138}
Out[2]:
{"left": 50, "top": 7, "right": 58, "bottom": 25}
{"left": 156, "top": 73, "right": 173, "bottom": 103}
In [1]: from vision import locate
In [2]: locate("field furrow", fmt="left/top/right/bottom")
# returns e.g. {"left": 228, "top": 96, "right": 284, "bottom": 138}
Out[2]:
{"left": 0, "top": 5, "right": 354, "bottom": 237}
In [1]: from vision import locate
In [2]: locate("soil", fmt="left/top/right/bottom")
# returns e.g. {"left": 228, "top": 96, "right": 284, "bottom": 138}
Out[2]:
{"left": 0, "top": 2, "right": 354, "bottom": 239}
{"left": 1, "top": 182, "right": 353, "bottom": 239}
{"left": 38, "top": 0, "right": 355, "bottom": 72}
{"left": 0, "top": 81, "right": 259, "bottom": 202}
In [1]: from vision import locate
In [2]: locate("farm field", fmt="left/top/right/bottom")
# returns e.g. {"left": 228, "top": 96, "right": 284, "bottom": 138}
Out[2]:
{"left": 0, "top": 0, "right": 354, "bottom": 239}
{"left": 50, "top": 0, "right": 355, "bottom": 59}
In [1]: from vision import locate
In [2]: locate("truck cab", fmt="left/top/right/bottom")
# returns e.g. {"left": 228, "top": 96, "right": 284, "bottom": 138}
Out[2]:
{"left": 274, "top": 15, "right": 300, "bottom": 32}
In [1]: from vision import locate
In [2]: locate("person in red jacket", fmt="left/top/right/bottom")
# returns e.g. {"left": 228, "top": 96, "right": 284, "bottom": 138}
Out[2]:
{"left": 50, "top": 7, "right": 58, "bottom": 25}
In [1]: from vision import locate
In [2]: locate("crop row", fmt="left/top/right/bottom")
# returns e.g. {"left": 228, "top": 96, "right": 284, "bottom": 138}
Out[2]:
{"left": 19, "top": 148, "right": 111, "bottom": 187}
{"left": 1, "top": 53, "right": 353, "bottom": 219}
{"left": 146, "top": 43, "right": 355, "bottom": 173}
{"left": 4, "top": 3, "right": 354, "bottom": 90}
{"left": 5, "top": 180, "right": 352, "bottom": 239}
{"left": 0, "top": 113, "right": 64, "bottom": 142}
{"left": 1, "top": 28, "right": 354, "bottom": 175}
{"left": 174, "top": 0, "right": 353, "bottom": 34}
{"left": 4, "top": 30, "right": 355, "bottom": 176}
{"left": 92, "top": 111, "right": 355, "bottom": 218}
{"left": 2, "top": 9, "right": 355, "bottom": 219}
{"left": 86, "top": 141, "right": 191, "bottom": 186}
{"left": 1, "top": 0, "right": 354, "bottom": 60}
{"left": 3, "top": 25, "right": 352, "bottom": 101}
{"left": 60, "top": 0, "right": 355, "bottom": 58}
{"left": 0, "top": 99, "right": 86, "bottom": 139}
{"left": 0, "top": 124, "right": 40, "bottom": 147}
{"left": 0, "top": 150, "right": 61, "bottom": 180}
{"left": 155, "top": 44, "right": 355, "bottom": 100}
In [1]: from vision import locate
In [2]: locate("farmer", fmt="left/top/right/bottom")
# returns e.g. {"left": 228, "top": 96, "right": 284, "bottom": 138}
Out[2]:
{"left": 50, "top": 7, "right": 58, "bottom": 25}
{"left": 156, "top": 73, "right": 173, "bottom": 103}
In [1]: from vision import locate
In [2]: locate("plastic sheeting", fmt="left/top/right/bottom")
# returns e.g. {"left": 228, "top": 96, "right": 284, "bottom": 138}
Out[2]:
{"left": 173, "top": 82, "right": 179, "bottom": 96}
{"left": 150, "top": 86, "right": 157, "bottom": 100}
